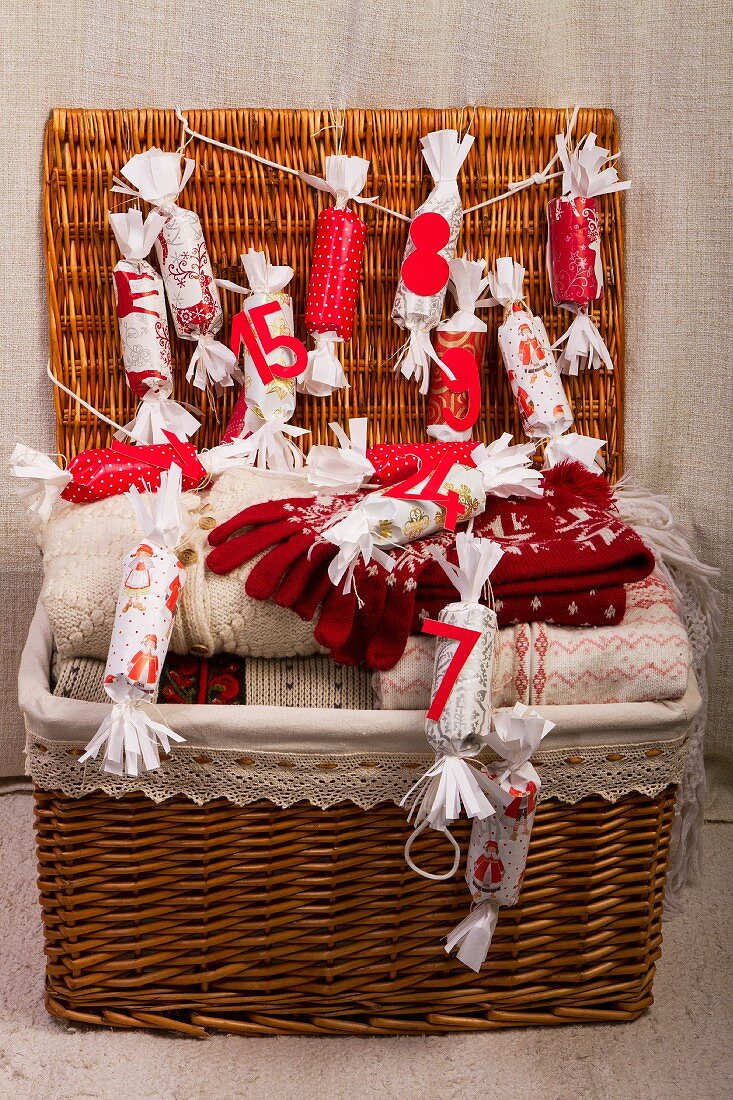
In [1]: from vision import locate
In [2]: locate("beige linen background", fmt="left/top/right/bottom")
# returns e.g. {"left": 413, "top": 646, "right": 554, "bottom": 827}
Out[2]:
{"left": 0, "top": 1, "right": 730, "bottom": 798}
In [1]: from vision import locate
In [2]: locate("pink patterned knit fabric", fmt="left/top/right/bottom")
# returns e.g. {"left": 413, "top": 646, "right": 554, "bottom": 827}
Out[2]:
{"left": 372, "top": 574, "right": 690, "bottom": 709}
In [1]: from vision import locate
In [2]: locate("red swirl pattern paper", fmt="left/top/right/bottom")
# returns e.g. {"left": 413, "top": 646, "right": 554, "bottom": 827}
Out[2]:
{"left": 429, "top": 329, "right": 486, "bottom": 433}
{"left": 546, "top": 195, "right": 602, "bottom": 307}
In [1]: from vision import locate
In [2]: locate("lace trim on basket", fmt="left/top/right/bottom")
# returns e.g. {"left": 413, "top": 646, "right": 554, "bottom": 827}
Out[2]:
{"left": 25, "top": 732, "right": 689, "bottom": 810}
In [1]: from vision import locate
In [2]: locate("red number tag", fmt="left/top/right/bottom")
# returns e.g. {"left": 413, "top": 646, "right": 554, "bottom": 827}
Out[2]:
{"left": 438, "top": 347, "right": 481, "bottom": 433}
{"left": 422, "top": 618, "right": 482, "bottom": 720}
{"left": 401, "top": 211, "right": 451, "bottom": 297}
{"left": 382, "top": 451, "right": 463, "bottom": 532}
{"left": 230, "top": 301, "right": 307, "bottom": 384}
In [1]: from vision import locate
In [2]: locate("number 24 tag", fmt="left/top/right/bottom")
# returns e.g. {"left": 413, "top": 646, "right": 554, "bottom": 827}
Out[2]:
{"left": 382, "top": 451, "right": 464, "bottom": 532}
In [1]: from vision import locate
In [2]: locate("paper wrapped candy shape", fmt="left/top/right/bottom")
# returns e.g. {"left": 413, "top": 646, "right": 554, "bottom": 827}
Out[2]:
{"left": 306, "top": 418, "right": 375, "bottom": 493}
{"left": 366, "top": 441, "right": 478, "bottom": 486}
{"left": 547, "top": 132, "right": 630, "bottom": 375}
{"left": 401, "top": 533, "right": 504, "bottom": 840}
{"left": 543, "top": 432, "right": 606, "bottom": 472}
{"left": 113, "top": 149, "right": 242, "bottom": 394}
{"left": 221, "top": 249, "right": 306, "bottom": 471}
{"left": 428, "top": 256, "right": 489, "bottom": 443}
{"left": 298, "top": 155, "right": 370, "bottom": 396}
{"left": 79, "top": 467, "right": 187, "bottom": 776}
{"left": 323, "top": 464, "right": 487, "bottom": 593}
{"left": 392, "top": 130, "right": 475, "bottom": 392}
{"left": 488, "top": 257, "right": 573, "bottom": 440}
{"left": 108, "top": 210, "right": 200, "bottom": 445}
{"left": 8, "top": 436, "right": 261, "bottom": 514}
{"left": 446, "top": 703, "right": 555, "bottom": 971}
{"left": 322, "top": 434, "right": 541, "bottom": 590}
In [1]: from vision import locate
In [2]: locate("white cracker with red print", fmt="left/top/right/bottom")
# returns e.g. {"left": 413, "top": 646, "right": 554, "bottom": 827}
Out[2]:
{"left": 80, "top": 466, "right": 187, "bottom": 777}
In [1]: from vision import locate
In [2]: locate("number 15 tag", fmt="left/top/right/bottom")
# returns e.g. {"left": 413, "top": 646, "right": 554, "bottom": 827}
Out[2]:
{"left": 230, "top": 301, "right": 308, "bottom": 384}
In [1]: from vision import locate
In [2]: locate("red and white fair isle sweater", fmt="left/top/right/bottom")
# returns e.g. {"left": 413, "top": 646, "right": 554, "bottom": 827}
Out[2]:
{"left": 206, "top": 462, "right": 656, "bottom": 669}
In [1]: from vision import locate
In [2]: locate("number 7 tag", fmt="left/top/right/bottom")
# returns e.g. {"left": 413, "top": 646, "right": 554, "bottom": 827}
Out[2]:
{"left": 422, "top": 618, "right": 482, "bottom": 720}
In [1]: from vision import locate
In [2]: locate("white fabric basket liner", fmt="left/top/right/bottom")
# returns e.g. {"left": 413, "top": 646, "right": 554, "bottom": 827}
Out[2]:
{"left": 20, "top": 601, "right": 701, "bottom": 809}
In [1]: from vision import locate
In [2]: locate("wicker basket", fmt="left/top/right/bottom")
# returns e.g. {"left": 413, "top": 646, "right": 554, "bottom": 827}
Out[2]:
{"left": 30, "top": 107, "right": 672, "bottom": 1037}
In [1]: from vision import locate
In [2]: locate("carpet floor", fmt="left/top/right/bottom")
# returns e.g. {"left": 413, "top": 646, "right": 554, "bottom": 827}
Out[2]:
{"left": 0, "top": 793, "right": 731, "bottom": 1100}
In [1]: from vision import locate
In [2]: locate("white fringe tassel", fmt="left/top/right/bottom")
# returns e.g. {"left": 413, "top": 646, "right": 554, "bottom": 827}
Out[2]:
{"left": 614, "top": 476, "right": 721, "bottom": 913}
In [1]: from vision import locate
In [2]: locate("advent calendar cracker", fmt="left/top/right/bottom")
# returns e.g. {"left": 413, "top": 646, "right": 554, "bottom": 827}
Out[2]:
{"left": 446, "top": 703, "right": 554, "bottom": 971}
{"left": 547, "top": 131, "right": 630, "bottom": 375}
{"left": 222, "top": 250, "right": 309, "bottom": 471}
{"left": 113, "top": 149, "right": 242, "bottom": 394}
{"left": 402, "top": 533, "right": 504, "bottom": 840}
{"left": 108, "top": 209, "right": 200, "bottom": 444}
{"left": 79, "top": 467, "right": 187, "bottom": 776}
{"left": 488, "top": 257, "right": 573, "bottom": 440}
{"left": 392, "top": 130, "right": 474, "bottom": 392}
{"left": 322, "top": 435, "right": 541, "bottom": 594}
{"left": 298, "top": 155, "right": 370, "bottom": 396}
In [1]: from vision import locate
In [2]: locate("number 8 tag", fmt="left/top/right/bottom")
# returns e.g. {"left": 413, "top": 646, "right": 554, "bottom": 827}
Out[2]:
{"left": 401, "top": 212, "right": 451, "bottom": 297}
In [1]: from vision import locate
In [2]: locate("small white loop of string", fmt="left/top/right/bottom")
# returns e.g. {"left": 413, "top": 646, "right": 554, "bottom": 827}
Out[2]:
{"left": 404, "top": 819, "right": 462, "bottom": 881}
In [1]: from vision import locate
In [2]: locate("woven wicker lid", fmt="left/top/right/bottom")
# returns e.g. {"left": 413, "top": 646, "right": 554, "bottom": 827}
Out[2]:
{"left": 43, "top": 107, "right": 624, "bottom": 477}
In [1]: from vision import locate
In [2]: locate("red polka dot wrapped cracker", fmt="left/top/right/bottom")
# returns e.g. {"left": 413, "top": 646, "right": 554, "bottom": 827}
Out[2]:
{"left": 366, "top": 441, "right": 478, "bottom": 486}
{"left": 9, "top": 436, "right": 258, "bottom": 517}
{"left": 298, "top": 155, "right": 371, "bottom": 396}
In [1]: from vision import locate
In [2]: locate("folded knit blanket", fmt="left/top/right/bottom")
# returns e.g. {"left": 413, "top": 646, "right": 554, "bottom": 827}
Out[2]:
{"left": 39, "top": 463, "right": 654, "bottom": 668}
{"left": 206, "top": 462, "right": 655, "bottom": 668}
{"left": 374, "top": 573, "right": 691, "bottom": 709}
{"left": 54, "top": 573, "right": 688, "bottom": 710}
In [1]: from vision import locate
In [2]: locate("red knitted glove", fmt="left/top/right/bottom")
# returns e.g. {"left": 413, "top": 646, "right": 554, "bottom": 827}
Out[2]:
{"left": 206, "top": 488, "right": 459, "bottom": 667}
{"left": 206, "top": 492, "right": 360, "bottom": 577}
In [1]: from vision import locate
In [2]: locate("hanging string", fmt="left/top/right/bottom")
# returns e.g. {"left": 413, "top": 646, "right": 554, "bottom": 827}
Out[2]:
{"left": 174, "top": 108, "right": 411, "bottom": 223}
{"left": 176, "top": 105, "right": 580, "bottom": 227}
{"left": 46, "top": 361, "right": 134, "bottom": 439}
{"left": 464, "top": 104, "right": 580, "bottom": 215}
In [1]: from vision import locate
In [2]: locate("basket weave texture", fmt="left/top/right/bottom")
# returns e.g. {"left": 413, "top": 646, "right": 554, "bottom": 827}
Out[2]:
{"left": 35, "top": 107, "right": 651, "bottom": 1036}
{"left": 36, "top": 787, "right": 672, "bottom": 1036}
{"left": 43, "top": 107, "right": 624, "bottom": 477}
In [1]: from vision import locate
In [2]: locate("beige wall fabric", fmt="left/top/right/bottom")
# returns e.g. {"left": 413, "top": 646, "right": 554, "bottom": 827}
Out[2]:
{"left": 1, "top": 1, "right": 730, "bottom": 784}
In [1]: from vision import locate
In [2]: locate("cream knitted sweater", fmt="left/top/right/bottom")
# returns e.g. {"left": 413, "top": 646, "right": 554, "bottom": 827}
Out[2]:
{"left": 39, "top": 468, "right": 325, "bottom": 661}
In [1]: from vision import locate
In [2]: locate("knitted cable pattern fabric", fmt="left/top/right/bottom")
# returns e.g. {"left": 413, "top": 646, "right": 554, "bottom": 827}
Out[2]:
{"left": 205, "top": 462, "right": 656, "bottom": 668}
{"left": 38, "top": 463, "right": 656, "bottom": 665}
{"left": 39, "top": 467, "right": 324, "bottom": 661}
{"left": 53, "top": 651, "right": 375, "bottom": 709}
